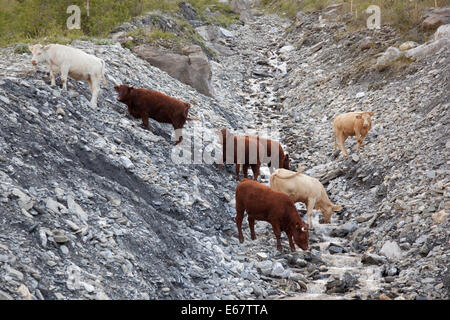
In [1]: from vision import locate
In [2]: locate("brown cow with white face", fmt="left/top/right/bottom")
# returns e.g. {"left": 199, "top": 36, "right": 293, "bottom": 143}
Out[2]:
{"left": 333, "top": 111, "right": 374, "bottom": 157}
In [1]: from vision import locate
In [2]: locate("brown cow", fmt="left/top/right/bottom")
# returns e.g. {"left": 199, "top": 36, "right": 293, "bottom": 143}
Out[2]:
{"left": 217, "top": 128, "right": 290, "bottom": 178}
{"left": 217, "top": 128, "right": 264, "bottom": 181}
{"left": 333, "top": 111, "right": 374, "bottom": 157}
{"left": 254, "top": 136, "right": 290, "bottom": 173}
{"left": 235, "top": 179, "right": 309, "bottom": 251}
{"left": 114, "top": 84, "right": 200, "bottom": 145}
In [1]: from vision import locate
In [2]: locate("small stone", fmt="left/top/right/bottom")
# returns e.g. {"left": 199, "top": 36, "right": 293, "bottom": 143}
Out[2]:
{"left": 361, "top": 253, "right": 386, "bottom": 265}
{"left": 0, "top": 290, "right": 13, "bottom": 300}
{"left": 432, "top": 209, "right": 449, "bottom": 224}
{"left": 380, "top": 241, "right": 403, "bottom": 261}
{"left": 120, "top": 156, "right": 134, "bottom": 169}
{"left": 351, "top": 154, "right": 360, "bottom": 162}
{"left": 271, "top": 262, "right": 285, "bottom": 278}
{"left": 6, "top": 266, "right": 24, "bottom": 281}
{"left": 46, "top": 198, "right": 61, "bottom": 215}
{"left": 52, "top": 230, "right": 69, "bottom": 244}
{"left": 256, "top": 252, "right": 268, "bottom": 260}
{"left": 67, "top": 196, "right": 88, "bottom": 222}
{"left": 60, "top": 245, "right": 69, "bottom": 255}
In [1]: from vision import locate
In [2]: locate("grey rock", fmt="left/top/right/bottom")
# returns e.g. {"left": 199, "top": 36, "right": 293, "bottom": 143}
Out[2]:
{"left": 271, "top": 261, "right": 285, "bottom": 278}
{"left": 380, "top": 241, "right": 403, "bottom": 261}
{"left": 361, "top": 253, "right": 387, "bottom": 266}
{"left": 134, "top": 45, "right": 214, "bottom": 97}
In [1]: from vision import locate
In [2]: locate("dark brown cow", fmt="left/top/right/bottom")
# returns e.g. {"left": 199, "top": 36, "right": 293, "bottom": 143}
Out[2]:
{"left": 217, "top": 128, "right": 263, "bottom": 181}
{"left": 114, "top": 84, "right": 200, "bottom": 145}
{"left": 218, "top": 129, "right": 289, "bottom": 174}
{"left": 235, "top": 179, "right": 309, "bottom": 251}
{"left": 252, "top": 136, "right": 289, "bottom": 172}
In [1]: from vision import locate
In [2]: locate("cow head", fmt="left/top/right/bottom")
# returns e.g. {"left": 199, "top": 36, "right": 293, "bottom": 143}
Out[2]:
{"left": 293, "top": 219, "right": 309, "bottom": 250}
{"left": 114, "top": 84, "right": 133, "bottom": 102}
{"left": 30, "top": 44, "right": 50, "bottom": 66}
{"left": 355, "top": 112, "right": 374, "bottom": 129}
{"left": 320, "top": 204, "right": 342, "bottom": 224}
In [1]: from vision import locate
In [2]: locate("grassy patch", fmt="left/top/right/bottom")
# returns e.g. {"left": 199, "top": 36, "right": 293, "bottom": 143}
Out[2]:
{"left": 260, "top": 0, "right": 303, "bottom": 18}
{"left": 0, "top": 0, "right": 238, "bottom": 47}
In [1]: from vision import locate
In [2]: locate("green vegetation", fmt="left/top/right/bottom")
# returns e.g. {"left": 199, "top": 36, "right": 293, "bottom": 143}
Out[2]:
{"left": 260, "top": 0, "right": 448, "bottom": 33}
{"left": 0, "top": 0, "right": 238, "bottom": 47}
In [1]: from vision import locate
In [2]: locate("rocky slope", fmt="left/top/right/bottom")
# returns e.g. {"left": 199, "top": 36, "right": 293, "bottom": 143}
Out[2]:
{"left": 0, "top": 3, "right": 449, "bottom": 300}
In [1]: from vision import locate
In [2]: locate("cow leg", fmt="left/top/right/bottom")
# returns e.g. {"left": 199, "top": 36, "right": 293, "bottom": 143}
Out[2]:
{"left": 90, "top": 77, "right": 100, "bottom": 109}
{"left": 306, "top": 200, "right": 315, "bottom": 230}
{"left": 249, "top": 217, "right": 256, "bottom": 240}
{"left": 357, "top": 131, "right": 367, "bottom": 152}
{"left": 60, "top": 64, "right": 70, "bottom": 90}
{"left": 354, "top": 127, "right": 362, "bottom": 152}
{"left": 49, "top": 69, "right": 56, "bottom": 87}
{"left": 235, "top": 164, "right": 241, "bottom": 181}
{"left": 141, "top": 113, "right": 150, "bottom": 130}
{"left": 334, "top": 131, "right": 337, "bottom": 150}
{"left": 287, "top": 232, "right": 296, "bottom": 252}
{"left": 243, "top": 164, "right": 249, "bottom": 179}
{"left": 271, "top": 223, "right": 282, "bottom": 251}
{"left": 87, "top": 79, "right": 93, "bottom": 93}
{"left": 251, "top": 164, "right": 260, "bottom": 180}
{"left": 235, "top": 202, "right": 245, "bottom": 243}
{"left": 337, "top": 133, "right": 348, "bottom": 157}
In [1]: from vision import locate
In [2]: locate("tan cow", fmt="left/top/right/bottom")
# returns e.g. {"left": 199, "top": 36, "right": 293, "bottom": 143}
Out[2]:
{"left": 270, "top": 168, "right": 342, "bottom": 229}
{"left": 333, "top": 111, "right": 374, "bottom": 157}
{"left": 30, "top": 44, "right": 107, "bottom": 109}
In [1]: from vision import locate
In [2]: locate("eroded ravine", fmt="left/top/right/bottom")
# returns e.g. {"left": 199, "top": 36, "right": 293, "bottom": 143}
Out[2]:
{"left": 212, "top": 13, "right": 386, "bottom": 299}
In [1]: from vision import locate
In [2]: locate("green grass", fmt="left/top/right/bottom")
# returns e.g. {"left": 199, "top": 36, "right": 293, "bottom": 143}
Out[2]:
{"left": 0, "top": 0, "right": 238, "bottom": 47}
{"left": 259, "top": 0, "right": 447, "bottom": 34}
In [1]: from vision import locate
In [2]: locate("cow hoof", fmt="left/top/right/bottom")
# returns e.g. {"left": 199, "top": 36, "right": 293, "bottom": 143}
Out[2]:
{"left": 239, "top": 238, "right": 244, "bottom": 243}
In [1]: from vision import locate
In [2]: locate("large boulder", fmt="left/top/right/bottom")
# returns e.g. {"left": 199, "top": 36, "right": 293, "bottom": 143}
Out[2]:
{"left": 434, "top": 24, "right": 450, "bottom": 40}
{"left": 134, "top": 45, "right": 214, "bottom": 97}
{"left": 422, "top": 7, "right": 450, "bottom": 30}
{"left": 229, "top": 0, "right": 254, "bottom": 22}
{"left": 375, "top": 46, "right": 403, "bottom": 71}
{"left": 404, "top": 38, "right": 450, "bottom": 60}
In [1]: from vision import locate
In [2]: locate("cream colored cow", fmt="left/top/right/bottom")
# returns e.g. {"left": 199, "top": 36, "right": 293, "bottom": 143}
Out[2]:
{"left": 270, "top": 168, "right": 342, "bottom": 229}
{"left": 30, "top": 44, "right": 107, "bottom": 109}
{"left": 333, "top": 111, "right": 374, "bottom": 157}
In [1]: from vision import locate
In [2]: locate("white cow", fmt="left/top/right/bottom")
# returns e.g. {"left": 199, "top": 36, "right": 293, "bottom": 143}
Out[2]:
{"left": 29, "top": 44, "right": 107, "bottom": 109}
